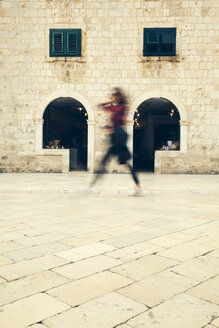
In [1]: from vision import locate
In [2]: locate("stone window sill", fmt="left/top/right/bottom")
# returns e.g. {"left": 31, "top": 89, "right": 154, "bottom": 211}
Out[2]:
{"left": 139, "top": 55, "right": 181, "bottom": 63}
{"left": 44, "top": 56, "right": 86, "bottom": 63}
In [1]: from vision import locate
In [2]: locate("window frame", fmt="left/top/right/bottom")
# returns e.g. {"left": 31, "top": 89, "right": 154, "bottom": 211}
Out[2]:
{"left": 143, "top": 28, "right": 176, "bottom": 57}
{"left": 50, "top": 29, "right": 82, "bottom": 58}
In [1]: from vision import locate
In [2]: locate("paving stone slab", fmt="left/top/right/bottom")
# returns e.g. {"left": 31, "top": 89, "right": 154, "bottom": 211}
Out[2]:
{"left": 157, "top": 242, "right": 213, "bottom": 262}
{"left": 4, "top": 241, "right": 71, "bottom": 262}
{"left": 60, "top": 231, "right": 113, "bottom": 247}
{"left": 187, "top": 275, "right": 219, "bottom": 304}
{"left": 183, "top": 224, "right": 219, "bottom": 237}
{"left": 111, "top": 254, "right": 179, "bottom": 281}
{"left": 149, "top": 232, "right": 197, "bottom": 248}
{"left": 18, "top": 226, "right": 62, "bottom": 237}
{"left": 0, "top": 293, "right": 70, "bottom": 328}
{"left": 103, "top": 224, "right": 144, "bottom": 237}
{"left": 47, "top": 271, "right": 133, "bottom": 306}
{"left": 172, "top": 255, "right": 219, "bottom": 282}
{"left": 56, "top": 242, "right": 116, "bottom": 262}
{"left": 0, "top": 231, "right": 25, "bottom": 242}
{"left": 44, "top": 292, "right": 147, "bottom": 328}
{"left": 118, "top": 269, "right": 198, "bottom": 307}
{"left": 208, "top": 250, "right": 219, "bottom": 258}
{"left": 0, "top": 254, "right": 13, "bottom": 267}
{"left": 0, "top": 270, "right": 70, "bottom": 307}
{"left": 0, "top": 276, "right": 6, "bottom": 284}
{"left": 52, "top": 255, "right": 123, "bottom": 280}
{"left": 193, "top": 234, "right": 219, "bottom": 248}
{"left": 136, "top": 224, "right": 185, "bottom": 238}
{"left": 0, "top": 255, "right": 69, "bottom": 281}
{"left": 0, "top": 224, "right": 31, "bottom": 235}
{"left": 0, "top": 241, "right": 24, "bottom": 253}
{"left": 57, "top": 223, "right": 103, "bottom": 237}
{"left": 135, "top": 217, "right": 175, "bottom": 230}
{"left": 16, "top": 232, "right": 70, "bottom": 247}
{"left": 102, "top": 231, "right": 152, "bottom": 248}
{"left": 128, "top": 293, "right": 219, "bottom": 328}
{"left": 211, "top": 317, "right": 219, "bottom": 326}
{"left": 105, "top": 241, "right": 163, "bottom": 262}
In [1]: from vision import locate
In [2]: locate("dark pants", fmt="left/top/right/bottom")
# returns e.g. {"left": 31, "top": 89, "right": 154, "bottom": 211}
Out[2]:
{"left": 90, "top": 126, "right": 139, "bottom": 187}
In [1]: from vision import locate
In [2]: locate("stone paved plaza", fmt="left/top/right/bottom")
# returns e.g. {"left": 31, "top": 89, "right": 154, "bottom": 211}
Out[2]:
{"left": 0, "top": 173, "right": 218, "bottom": 328}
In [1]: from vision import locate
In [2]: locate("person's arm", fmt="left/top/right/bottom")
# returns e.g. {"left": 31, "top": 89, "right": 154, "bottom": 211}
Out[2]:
{"left": 98, "top": 100, "right": 113, "bottom": 108}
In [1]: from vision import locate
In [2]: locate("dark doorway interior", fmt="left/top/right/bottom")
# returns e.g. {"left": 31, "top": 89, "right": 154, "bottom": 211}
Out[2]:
{"left": 133, "top": 98, "right": 180, "bottom": 172}
{"left": 43, "top": 97, "right": 88, "bottom": 171}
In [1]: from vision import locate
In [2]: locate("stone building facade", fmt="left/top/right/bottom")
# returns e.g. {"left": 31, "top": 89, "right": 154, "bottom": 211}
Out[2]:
{"left": 0, "top": 0, "right": 218, "bottom": 173}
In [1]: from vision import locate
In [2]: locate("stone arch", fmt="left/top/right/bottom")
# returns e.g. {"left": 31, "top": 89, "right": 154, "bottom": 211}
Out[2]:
{"left": 126, "top": 90, "right": 189, "bottom": 173}
{"left": 128, "top": 90, "right": 188, "bottom": 123}
{"left": 35, "top": 89, "right": 95, "bottom": 172}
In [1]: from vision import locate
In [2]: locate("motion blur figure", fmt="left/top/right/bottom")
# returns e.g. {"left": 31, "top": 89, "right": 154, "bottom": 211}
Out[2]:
{"left": 88, "top": 88, "right": 143, "bottom": 196}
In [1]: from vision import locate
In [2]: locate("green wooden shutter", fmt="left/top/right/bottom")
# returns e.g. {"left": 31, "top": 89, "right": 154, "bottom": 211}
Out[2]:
{"left": 66, "top": 30, "right": 81, "bottom": 56}
{"left": 50, "top": 30, "right": 64, "bottom": 56}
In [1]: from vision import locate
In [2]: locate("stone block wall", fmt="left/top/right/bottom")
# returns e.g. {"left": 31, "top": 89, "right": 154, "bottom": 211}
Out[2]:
{"left": 0, "top": 0, "right": 218, "bottom": 173}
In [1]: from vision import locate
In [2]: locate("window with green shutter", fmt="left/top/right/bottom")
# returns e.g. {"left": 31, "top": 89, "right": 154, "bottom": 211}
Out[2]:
{"left": 143, "top": 28, "right": 176, "bottom": 57}
{"left": 50, "top": 29, "right": 81, "bottom": 57}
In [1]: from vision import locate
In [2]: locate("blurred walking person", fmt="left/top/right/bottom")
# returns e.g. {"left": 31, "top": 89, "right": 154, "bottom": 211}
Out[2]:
{"left": 88, "top": 88, "right": 143, "bottom": 196}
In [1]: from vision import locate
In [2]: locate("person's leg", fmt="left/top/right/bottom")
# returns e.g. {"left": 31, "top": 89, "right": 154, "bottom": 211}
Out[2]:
{"left": 89, "top": 146, "right": 114, "bottom": 187}
{"left": 126, "top": 162, "right": 143, "bottom": 196}
{"left": 126, "top": 162, "right": 139, "bottom": 185}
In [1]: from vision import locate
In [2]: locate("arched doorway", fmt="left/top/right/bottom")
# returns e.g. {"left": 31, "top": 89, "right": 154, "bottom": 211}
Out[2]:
{"left": 36, "top": 89, "right": 95, "bottom": 172}
{"left": 43, "top": 97, "right": 88, "bottom": 171}
{"left": 133, "top": 98, "right": 180, "bottom": 172}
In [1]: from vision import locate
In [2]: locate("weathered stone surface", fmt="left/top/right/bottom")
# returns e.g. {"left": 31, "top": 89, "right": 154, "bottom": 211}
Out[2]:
{"left": 172, "top": 255, "right": 219, "bottom": 282}
{"left": 60, "top": 231, "right": 113, "bottom": 247}
{"left": 4, "top": 241, "right": 71, "bottom": 262}
{"left": 105, "top": 241, "right": 163, "bottom": 262}
{"left": 0, "top": 173, "right": 218, "bottom": 327}
{"left": 52, "top": 255, "right": 122, "bottom": 280}
{"left": 0, "top": 255, "right": 69, "bottom": 281}
{"left": 44, "top": 292, "right": 147, "bottom": 328}
{"left": 0, "top": 277, "right": 6, "bottom": 284}
{"left": 157, "top": 242, "right": 213, "bottom": 262}
{"left": 56, "top": 242, "right": 116, "bottom": 262}
{"left": 111, "top": 254, "right": 179, "bottom": 281}
{"left": 128, "top": 294, "right": 219, "bottom": 328}
{"left": 0, "top": 255, "right": 13, "bottom": 267}
{"left": 47, "top": 271, "right": 133, "bottom": 306}
{"left": 0, "top": 271, "right": 70, "bottom": 307}
{"left": 193, "top": 234, "right": 219, "bottom": 248}
{"left": 187, "top": 275, "right": 219, "bottom": 304}
{"left": 211, "top": 317, "right": 219, "bottom": 327}
{"left": 0, "top": 293, "right": 70, "bottom": 328}
{"left": 118, "top": 269, "right": 198, "bottom": 307}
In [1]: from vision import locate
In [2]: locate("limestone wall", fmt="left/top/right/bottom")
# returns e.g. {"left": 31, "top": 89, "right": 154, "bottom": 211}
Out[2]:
{"left": 0, "top": 0, "right": 218, "bottom": 173}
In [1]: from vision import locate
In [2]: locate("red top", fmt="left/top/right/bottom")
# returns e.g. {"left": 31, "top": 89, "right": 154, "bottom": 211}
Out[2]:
{"left": 103, "top": 104, "right": 127, "bottom": 127}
